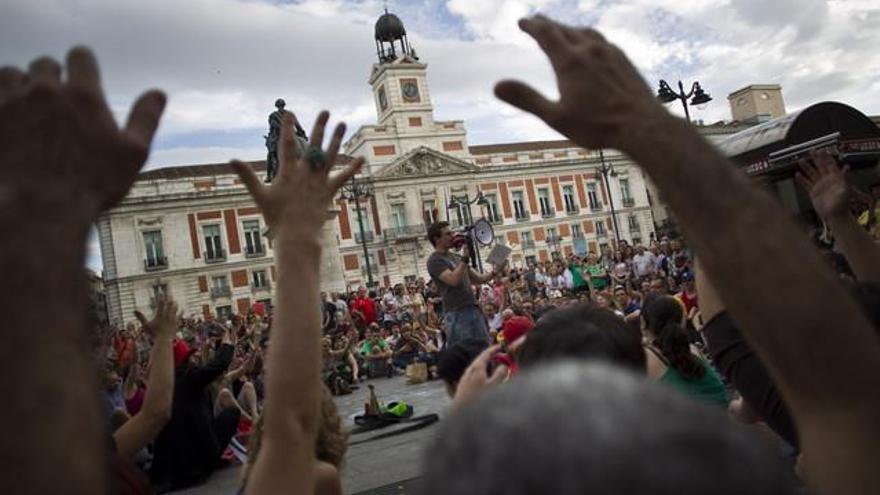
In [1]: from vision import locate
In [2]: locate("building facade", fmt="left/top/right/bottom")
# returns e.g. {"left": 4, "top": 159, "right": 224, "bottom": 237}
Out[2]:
{"left": 98, "top": 11, "right": 753, "bottom": 324}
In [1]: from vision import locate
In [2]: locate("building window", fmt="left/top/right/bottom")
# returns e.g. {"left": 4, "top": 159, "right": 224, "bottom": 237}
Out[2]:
{"left": 572, "top": 224, "right": 583, "bottom": 238}
{"left": 211, "top": 275, "right": 231, "bottom": 298}
{"left": 538, "top": 188, "right": 553, "bottom": 217}
{"left": 422, "top": 200, "right": 438, "bottom": 225}
{"left": 350, "top": 204, "right": 373, "bottom": 241}
{"left": 143, "top": 230, "right": 167, "bottom": 270}
{"left": 521, "top": 230, "right": 534, "bottom": 249}
{"left": 620, "top": 178, "right": 634, "bottom": 207}
{"left": 450, "top": 197, "right": 471, "bottom": 227}
{"left": 628, "top": 214, "right": 640, "bottom": 231}
{"left": 596, "top": 220, "right": 607, "bottom": 236}
{"left": 512, "top": 191, "right": 527, "bottom": 220}
{"left": 484, "top": 194, "right": 501, "bottom": 223}
{"left": 243, "top": 220, "right": 264, "bottom": 256}
{"left": 546, "top": 226, "right": 558, "bottom": 240}
{"left": 390, "top": 203, "right": 407, "bottom": 229}
{"left": 562, "top": 185, "right": 577, "bottom": 213}
{"left": 203, "top": 224, "right": 225, "bottom": 261}
{"left": 525, "top": 255, "right": 537, "bottom": 266}
{"left": 252, "top": 269, "right": 269, "bottom": 290}
{"left": 587, "top": 182, "right": 600, "bottom": 210}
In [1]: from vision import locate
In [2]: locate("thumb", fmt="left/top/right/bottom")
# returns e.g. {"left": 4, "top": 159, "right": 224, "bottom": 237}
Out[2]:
{"left": 494, "top": 80, "right": 558, "bottom": 122}
{"left": 133, "top": 310, "right": 148, "bottom": 326}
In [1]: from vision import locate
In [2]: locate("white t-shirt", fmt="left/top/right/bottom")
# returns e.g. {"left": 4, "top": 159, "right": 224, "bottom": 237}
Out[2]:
{"left": 632, "top": 252, "right": 657, "bottom": 278}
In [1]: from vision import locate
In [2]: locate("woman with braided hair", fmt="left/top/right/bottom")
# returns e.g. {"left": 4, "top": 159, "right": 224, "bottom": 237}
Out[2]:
{"left": 641, "top": 294, "right": 730, "bottom": 408}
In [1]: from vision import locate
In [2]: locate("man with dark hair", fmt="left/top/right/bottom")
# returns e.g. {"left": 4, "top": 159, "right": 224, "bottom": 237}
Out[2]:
{"left": 517, "top": 303, "right": 646, "bottom": 373}
{"left": 423, "top": 362, "right": 796, "bottom": 495}
{"left": 426, "top": 221, "right": 502, "bottom": 345}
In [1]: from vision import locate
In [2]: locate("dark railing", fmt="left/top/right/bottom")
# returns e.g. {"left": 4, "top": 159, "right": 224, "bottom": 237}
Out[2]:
{"left": 384, "top": 225, "right": 426, "bottom": 240}
{"left": 597, "top": 230, "right": 608, "bottom": 238}
{"left": 251, "top": 282, "right": 271, "bottom": 292}
{"left": 488, "top": 215, "right": 503, "bottom": 225}
{"left": 522, "top": 240, "right": 536, "bottom": 249}
{"left": 590, "top": 203, "right": 602, "bottom": 212}
{"left": 622, "top": 197, "right": 635, "bottom": 207}
{"left": 515, "top": 212, "right": 530, "bottom": 222}
{"left": 204, "top": 248, "right": 226, "bottom": 263}
{"left": 354, "top": 231, "right": 375, "bottom": 243}
{"left": 541, "top": 208, "right": 555, "bottom": 218}
{"left": 210, "top": 286, "right": 231, "bottom": 298}
{"left": 565, "top": 204, "right": 579, "bottom": 215}
{"left": 244, "top": 245, "right": 265, "bottom": 258}
{"left": 144, "top": 256, "right": 168, "bottom": 272}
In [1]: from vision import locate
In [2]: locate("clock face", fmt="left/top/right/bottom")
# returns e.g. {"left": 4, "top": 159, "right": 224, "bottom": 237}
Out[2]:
{"left": 401, "top": 79, "right": 420, "bottom": 102}
{"left": 378, "top": 86, "right": 388, "bottom": 111}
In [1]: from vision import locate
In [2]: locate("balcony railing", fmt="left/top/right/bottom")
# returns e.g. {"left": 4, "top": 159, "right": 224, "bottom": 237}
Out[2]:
{"left": 144, "top": 256, "right": 168, "bottom": 272}
{"left": 354, "top": 231, "right": 375, "bottom": 243}
{"left": 244, "top": 245, "right": 266, "bottom": 258}
{"left": 629, "top": 223, "right": 641, "bottom": 232}
{"left": 522, "top": 240, "right": 536, "bottom": 249}
{"left": 590, "top": 203, "right": 602, "bottom": 212}
{"left": 488, "top": 215, "right": 503, "bottom": 225}
{"left": 210, "top": 286, "right": 231, "bottom": 298}
{"left": 572, "top": 232, "right": 585, "bottom": 239}
{"left": 622, "top": 197, "right": 635, "bottom": 207}
{"left": 384, "top": 225, "right": 426, "bottom": 240}
{"left": 565, "top": 205, "right": 579, "bottom": 215}
{"left": 596, "top": 230, "right": 608, "bottom": 238}
{"left": 515, "top": 212, "right": 530, "bottom": 222}
{"left": 204, "top": 248, "right": 226, "bottom": 264}
{"left": 546, "top": 235, "right": 565, "bottom": 245}
{"left": 541, "top": 208, "right": 555, "bottom": 219}
{"left": 251, "top": 282, "right": 271, "bottom": 292}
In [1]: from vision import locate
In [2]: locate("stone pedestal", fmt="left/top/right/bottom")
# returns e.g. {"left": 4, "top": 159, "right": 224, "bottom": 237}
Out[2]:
{"left": 320, "top": 209, "right": 346, "bottom": 293}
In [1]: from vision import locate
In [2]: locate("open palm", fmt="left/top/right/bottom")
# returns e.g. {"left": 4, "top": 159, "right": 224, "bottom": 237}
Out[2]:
{"left": 797, "top": 150, "right": 849, "bottom": 220}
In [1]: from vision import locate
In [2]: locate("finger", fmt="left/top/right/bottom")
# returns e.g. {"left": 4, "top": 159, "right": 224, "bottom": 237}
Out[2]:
{"left": 0, "top": 67, "right": 25, "bottom": 105}
{"left": 798, "top": 158, "right": 819, "bottom": 183}
{"left": 66, "top": 46, "right": 101, "bottom": 94}
{"left": 231, "top": 160, "right": 266, "bottom": 203}
{"left": 134, "top": 311, "right": 148, "bottom": 326}
{"left": 487, "top": 364, "right": 509, "bottom": 385}
{"left": 278, "top": 111, "right": 298, "bottom": 169}
{"left": 323, "top": 122, "right": 346, "bottom": 174}
{"left": 519, "top": 16, "right": 571, "bottom": 68}
{"left": 795, "top": 173, "right": 813, "bottom": 193}
{"left": 468, "top": 344, "right": 501, "bottom": 374}
{"left": 308, "top": 110, "right": 330, "bottom": 152}
{"left": 328, "top": 156, "right": 365, "bottom": 192}
{"left": 494, "top": 80, "right": 559, "bottom": 124}
{"left": 28, "top": 56, "right": 62, "bottom": 88}
{"left": 124, "top": 89, "right": 166, "bottom": 149}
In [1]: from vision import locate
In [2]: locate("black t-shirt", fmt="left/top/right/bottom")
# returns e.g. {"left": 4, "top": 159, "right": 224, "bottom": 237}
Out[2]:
{"left": 702, "top": 312, "right": 799, "bottom": 449}
{"left": 322, "top": 302, "right": 337, "bottom": 330}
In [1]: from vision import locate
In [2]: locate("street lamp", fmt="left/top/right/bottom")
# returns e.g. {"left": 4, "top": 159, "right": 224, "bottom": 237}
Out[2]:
{"left": 447, "top": 191, "right": 489, "bottom": 270}
{"left": 339, "top": 176, "right": 376, "bottom": 288}
{"left": 597, "top": 149, "right": 622, "bottom": 247}
{"left": 657, "top": 79, "right": 712, "bottom": 123}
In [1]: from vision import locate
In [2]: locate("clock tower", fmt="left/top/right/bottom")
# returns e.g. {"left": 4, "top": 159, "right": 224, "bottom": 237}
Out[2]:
{"left": 344, "top": 10, "right": 470, "bottom": 171}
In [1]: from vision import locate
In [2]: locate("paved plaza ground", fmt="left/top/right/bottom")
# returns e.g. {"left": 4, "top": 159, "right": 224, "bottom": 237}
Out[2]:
{"left": 175, "top": 375, "right": 449, "bottom": 495}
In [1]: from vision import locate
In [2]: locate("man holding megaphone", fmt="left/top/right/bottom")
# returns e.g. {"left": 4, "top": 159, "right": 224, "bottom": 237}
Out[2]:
{"left": 426, "top": 221, "right": 503, "bottom": 345}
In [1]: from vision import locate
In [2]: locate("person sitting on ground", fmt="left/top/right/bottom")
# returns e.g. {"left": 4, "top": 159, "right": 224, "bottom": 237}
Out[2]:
{"left": 149, "top": 323, "right": 240, "bottom": 491}
{"left": 359, "top": 327, "right": 393, "bottom": 378}
{"left": 640, "top": 294, "right": 729, "bottom": 408}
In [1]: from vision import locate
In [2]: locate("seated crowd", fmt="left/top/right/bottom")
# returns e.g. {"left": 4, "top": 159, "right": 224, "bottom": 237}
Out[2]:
{"left": 4, "top": 14, "right": 879, "bottom": 495}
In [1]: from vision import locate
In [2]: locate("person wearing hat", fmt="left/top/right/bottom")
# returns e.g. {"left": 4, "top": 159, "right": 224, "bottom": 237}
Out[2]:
{"left": 149, "top": 323, "right": 239, "bottom": 491}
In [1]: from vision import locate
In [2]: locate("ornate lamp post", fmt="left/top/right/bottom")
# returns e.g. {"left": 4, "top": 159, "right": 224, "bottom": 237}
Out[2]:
{"left": 597, "top": 149, "right": 622, "bottom": 247}
{"left": 656, "top": 79, "right": 712, "bottom": 123}
{"left": 447, "top": 191, "right": 489, "bottom": 271}
{"left": 339, "top": 176, "right": 376, "bottom": 287}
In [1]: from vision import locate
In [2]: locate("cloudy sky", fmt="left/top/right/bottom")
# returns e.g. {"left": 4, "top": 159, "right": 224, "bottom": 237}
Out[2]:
{"left": 3, "top": 0, "right": 879, "bottom": 272}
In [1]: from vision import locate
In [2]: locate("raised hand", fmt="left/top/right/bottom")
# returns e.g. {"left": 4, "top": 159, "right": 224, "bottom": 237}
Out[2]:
{"left": 453, "top": 345, "right": 509, "bottom": 409}
{"left": 232, "top": 111, "right": 364, "bottom": 241}
{"left": 796, "top": 150, "right": 850, "bottom": 220}
{"left": 0, "top": 47, "right": 165, "bottom": 223}
{"left": 493, "top": 15, "right": 661, "bottom": 153}
{"left": 134, "top": 295, "right": 179, "bottom": 340}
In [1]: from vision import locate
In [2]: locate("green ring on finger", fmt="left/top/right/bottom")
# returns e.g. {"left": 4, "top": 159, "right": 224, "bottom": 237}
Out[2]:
{"left": 307, "top": 145, "right": 326, "bottom": 169}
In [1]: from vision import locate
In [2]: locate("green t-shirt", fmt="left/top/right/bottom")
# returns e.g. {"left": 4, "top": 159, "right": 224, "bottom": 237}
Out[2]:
{"left": 568, "top": 263, "right": 587, "bottom": 289}
{"left": 586, "top": 263, "right": 608, "bottom": 289}
{"left": 660, "top": 359, "right": 730, "bottom": 408}
{"left": 360, "top": 339, "right": 388, "bottom": 356}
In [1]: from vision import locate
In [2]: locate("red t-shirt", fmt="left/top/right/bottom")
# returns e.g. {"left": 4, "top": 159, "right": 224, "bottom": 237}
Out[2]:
{"left": 679, "top": 290, "right": 698, "bottom": 314}
{"left": 351, "top": 297, "right": 376, "bottom": 325}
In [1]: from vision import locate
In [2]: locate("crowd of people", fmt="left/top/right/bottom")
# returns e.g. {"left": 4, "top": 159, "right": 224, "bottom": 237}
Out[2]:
{"left": 4, "top": 13, "right": 880, "bottom": 495}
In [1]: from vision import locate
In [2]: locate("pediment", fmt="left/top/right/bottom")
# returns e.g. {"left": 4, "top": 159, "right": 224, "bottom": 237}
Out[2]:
{"left": 374, "top": 147, "right": 478, "bottom": 179}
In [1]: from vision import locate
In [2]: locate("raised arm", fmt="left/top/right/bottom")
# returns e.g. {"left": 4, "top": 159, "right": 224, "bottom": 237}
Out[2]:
{"left": 114, "top": 296, "right": 178, "bottom": 458}
{"left": 235, "top": 111, "right": 363, "bottom": 495}
{"left": 494, "top": 16, "right": 880, "bottom": 495}
{"left": 797, "top": 150, "right": 880, "bottom": 284}
{"left": 0, "top": 47, "right": 164, "bottom": 494}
